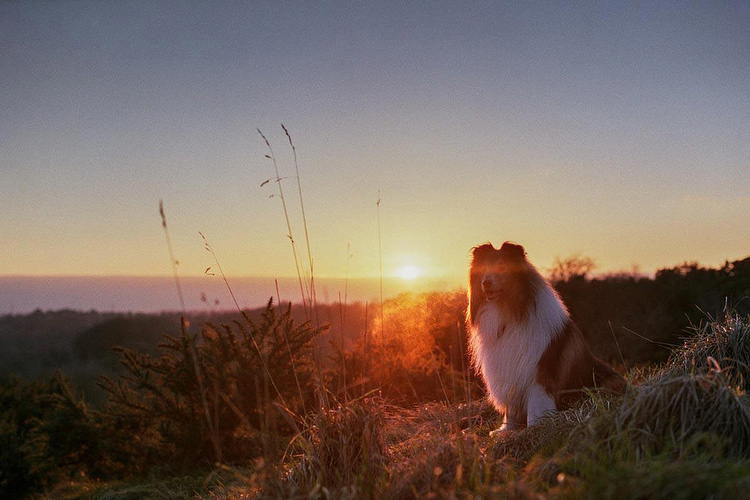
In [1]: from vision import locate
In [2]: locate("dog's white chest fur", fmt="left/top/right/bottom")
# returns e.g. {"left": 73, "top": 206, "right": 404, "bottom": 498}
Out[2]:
{"left": 470, "top": 285, "right": 568, "bottom": 412}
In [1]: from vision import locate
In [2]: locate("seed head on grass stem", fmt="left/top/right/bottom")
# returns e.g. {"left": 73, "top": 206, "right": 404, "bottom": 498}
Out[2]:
{"left": 258, "top": 126, "right": 328, "bottom": 412}
{"left": 159, "top": 200, "right": 186, "bottom": 318}
{"left": 258, "top": 128, "right": 310, "bottom": 319}
{"left": 282, "top": 123, "right": 318, "bottom": 325}
{"left": 159, "top": 201, "right": 221, "bottom": 462}
{"left": 199, "top": 230, "right": 293, "bottom": 416}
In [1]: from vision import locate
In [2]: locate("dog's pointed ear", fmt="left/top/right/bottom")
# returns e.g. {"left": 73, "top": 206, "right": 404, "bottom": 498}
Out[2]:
{"left": 471, "top": 242, "right": 495, "bottom": 259}
{"left": 499, "top": 241, "right": 525, "bottom": 261}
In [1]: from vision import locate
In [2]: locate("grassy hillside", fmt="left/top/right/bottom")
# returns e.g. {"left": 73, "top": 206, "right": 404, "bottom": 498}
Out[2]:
{"left": 3, "top": 298, "right": 750, "bottom": 499}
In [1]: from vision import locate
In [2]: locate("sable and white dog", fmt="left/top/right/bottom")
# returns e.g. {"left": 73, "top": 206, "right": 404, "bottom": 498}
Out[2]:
{"left": 467, "top": 241, "right": 625, "bottom": 434}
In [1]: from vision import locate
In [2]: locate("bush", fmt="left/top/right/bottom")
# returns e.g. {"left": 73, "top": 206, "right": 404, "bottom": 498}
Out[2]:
{"left": 0, "top": 373, "right": 119, "bottom": 498}
{"left": 99, "top": 300, "right": 324, "bottom": 467}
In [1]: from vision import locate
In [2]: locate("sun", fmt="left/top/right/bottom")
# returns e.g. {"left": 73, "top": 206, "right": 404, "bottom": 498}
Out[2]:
{"left": 397, "top": 266, "right": 420, "bottom": 281}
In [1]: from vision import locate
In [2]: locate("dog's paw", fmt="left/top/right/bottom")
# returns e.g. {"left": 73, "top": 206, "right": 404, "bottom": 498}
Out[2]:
{"left": 489, "top": 422, "right": 512, "bottom": 437}
{"left": 488, "top": 427, "right": 507, "bottom": 438}
{"left": 489, "top": 421, "right": 525, "bottom": 437}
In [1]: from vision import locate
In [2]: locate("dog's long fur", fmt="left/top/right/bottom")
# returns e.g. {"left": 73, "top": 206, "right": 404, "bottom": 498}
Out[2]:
{"left": 467, "top": 241, "right": 626, "bottom": 432}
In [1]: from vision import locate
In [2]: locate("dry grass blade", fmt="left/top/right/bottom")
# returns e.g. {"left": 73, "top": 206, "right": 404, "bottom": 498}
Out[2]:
{"left": 614, "top": 373, "right": 750, "bottom": 458}
{"left": 158, "top": 200, "right": 186, "bottom": 315}
{"left": 282, "top": 123, "right": 318, "bottom": 325}
{"left": 159, "top": 201, "right": 221, "bottom": 462}
{"left": 376, "top": 192, "right": 385, "bottom": 341}
{"left": 258, "top": 128, "right": 310, "bottom": 318}
{"left": 285, "top": 398, "right": 388, "bottom": 498}
{"left": 198, "top": 231, "right": 293, "bottom": 417}
{"left": 664, "top": 312, "right": 750, "bottom": 390}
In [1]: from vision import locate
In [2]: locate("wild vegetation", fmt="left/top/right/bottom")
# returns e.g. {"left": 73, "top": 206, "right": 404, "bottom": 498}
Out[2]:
{"left": 2, "top": 286, "right": 750, "bottom": 498}
{"left": 2, "top": 130, "right": 749, "bottom": 498}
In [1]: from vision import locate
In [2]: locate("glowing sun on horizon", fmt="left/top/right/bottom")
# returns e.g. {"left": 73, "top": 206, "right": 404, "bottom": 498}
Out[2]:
{"left": 397, "top": 266, "right": 421, "bottom": 281}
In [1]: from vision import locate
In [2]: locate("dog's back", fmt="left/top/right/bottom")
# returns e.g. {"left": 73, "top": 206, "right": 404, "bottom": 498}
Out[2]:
{"left": 537, "top": 320, "right": 627, "bottom": 409}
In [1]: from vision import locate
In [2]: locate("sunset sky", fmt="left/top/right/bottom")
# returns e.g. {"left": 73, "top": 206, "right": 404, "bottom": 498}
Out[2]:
{"left": 3, "top": 2, "right": 749, "bottom": 291}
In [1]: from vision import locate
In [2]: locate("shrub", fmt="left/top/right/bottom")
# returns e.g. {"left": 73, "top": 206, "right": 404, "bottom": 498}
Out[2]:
{"left": 99, "top": 300, "right": 324, "bottom": 467}
{"left": 0, "top": 373, "right": 121, "bottom": 498}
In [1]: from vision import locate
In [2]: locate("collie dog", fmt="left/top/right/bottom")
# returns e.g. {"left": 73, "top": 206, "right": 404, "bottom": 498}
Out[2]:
{"left": 467, "top": 241, "right": 626, "bottom": 433}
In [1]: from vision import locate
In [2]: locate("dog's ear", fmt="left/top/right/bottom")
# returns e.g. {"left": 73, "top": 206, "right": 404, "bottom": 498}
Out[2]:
{"left": 499, "top": 241, "right": 525, "bottom": 261}
{"left": 471, "top": 242, "right": 495, "bottom": 260}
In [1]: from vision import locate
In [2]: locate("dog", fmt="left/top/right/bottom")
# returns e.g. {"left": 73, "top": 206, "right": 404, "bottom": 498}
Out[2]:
{"left": 467, "top": 241, "right": 626, "bottom": 434}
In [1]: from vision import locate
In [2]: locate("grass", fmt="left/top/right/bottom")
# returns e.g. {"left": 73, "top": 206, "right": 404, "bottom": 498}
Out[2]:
{"left": 269, "top": 312, "right": 750, "bottom": 499}
{"left": 38, "top": 467, "right": 255, "bottom": 500}
{"left": 35, "top": 312, "right": 750, "bottom": 499}
{"left": 613, "top": 373, "right": 750, "bottom": 458}
{"left": 283, "top": 396, "right": 388, "bottom": 498}
{"left": 664, "top": 312, "right": 750, "bottom": 388}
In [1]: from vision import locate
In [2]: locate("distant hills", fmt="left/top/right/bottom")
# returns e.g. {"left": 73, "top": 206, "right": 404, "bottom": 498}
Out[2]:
{"left": 0, "top": 275, "right": 460, "bottom": 314}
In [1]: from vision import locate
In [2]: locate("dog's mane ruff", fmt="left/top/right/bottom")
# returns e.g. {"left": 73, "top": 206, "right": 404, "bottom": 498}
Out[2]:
{"left": 503, "top": 260, "right": 544, "bottom": 322}
{"left": 468, "top": 263, "right": 569, "bottom": 413}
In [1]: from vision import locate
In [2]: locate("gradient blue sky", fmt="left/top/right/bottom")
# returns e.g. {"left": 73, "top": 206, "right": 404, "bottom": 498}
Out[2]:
{"left": 2, "top": 1, "right": 749, "bottom": 284}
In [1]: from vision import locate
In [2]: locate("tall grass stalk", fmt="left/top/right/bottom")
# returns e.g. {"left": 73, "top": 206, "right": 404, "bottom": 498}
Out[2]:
{"left": 376, "top": 192, "right": 385, "bottom": 341}
{"left": 258, "top": 128, "right": 310, "bottom": 318}
{"left": 275, "top": 279, "right": 308, "bottom": 416}
{"left": 159, "top": 201, "right": 222, "bottom": 463}
{"left": 158, "top": 200, "right": 186, "bottom": 315}
{"left": 609, "top": 320, "right": 627, "bottom": 370}
{"left": 343, "top": 242, "right": 352, "bottom": 333}
{"left": 431, "top": 351, "right": 452, "bottom": 407}
{"left": 336, "top": 291, "right": 347, "bottom": 400}
{"left": 199, "top": 231, "right": 292, "bottom": 415}
{"left": 457, "top": 320, "right": 473, "bottom": 427}
{"left": 363, "top": 301, "right": 369, "bottom": 399}
{"left": 338, "top": 242, "right": 353, "bottom": 401}
{"left": 260, "top": 127, "right": 331, "bottom": 413}
{"left": 274, "top": 278, "right": 282, "bottom": 307}
{"left": 282, "top": 123, "right": 318, "bottom": 324}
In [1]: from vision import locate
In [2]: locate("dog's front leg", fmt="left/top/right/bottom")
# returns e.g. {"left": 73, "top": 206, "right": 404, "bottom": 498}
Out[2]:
{"left": 527, "top": 382, "right": 556, "bottom": 426}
